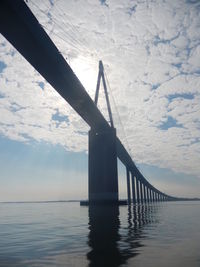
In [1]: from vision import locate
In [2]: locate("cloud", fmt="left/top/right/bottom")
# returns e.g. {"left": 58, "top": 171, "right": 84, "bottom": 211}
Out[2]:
{"left": 0, "top": 0, "right": 200, "bottom": 179}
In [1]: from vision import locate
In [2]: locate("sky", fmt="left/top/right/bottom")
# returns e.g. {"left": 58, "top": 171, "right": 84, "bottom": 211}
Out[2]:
{"left": 0, "top": 0, "right": 200, "bottom": 201}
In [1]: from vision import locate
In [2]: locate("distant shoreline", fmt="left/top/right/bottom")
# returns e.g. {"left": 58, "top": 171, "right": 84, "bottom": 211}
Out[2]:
{"left": 1, "top": 198, "right": 200, "bottom": 204}
{"left": 0, "top": 200, "right": 81, "bottom": 204}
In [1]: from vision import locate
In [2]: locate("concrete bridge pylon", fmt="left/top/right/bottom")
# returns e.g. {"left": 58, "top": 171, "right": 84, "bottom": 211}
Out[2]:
{"left": 88, "top": 127, "right": 119, "bottom": 204}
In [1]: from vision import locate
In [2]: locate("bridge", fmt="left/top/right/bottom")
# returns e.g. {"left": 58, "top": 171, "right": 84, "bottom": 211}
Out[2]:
{"left": 0, "top": 0, "right": 177, "bottom": 205}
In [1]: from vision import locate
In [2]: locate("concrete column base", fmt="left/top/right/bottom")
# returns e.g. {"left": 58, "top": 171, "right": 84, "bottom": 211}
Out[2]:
{"left": 80, "top": 199, "right": 127, "bottom": 206}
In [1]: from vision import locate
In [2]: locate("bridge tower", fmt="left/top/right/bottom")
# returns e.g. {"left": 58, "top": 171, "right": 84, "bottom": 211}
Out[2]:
{"left": 88, "top": 61, "right": 119, "bottom": 204}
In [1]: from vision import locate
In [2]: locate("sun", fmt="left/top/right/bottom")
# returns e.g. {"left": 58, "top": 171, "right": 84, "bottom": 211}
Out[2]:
{"left": 70, "top": 56, "right": 98, "bottom": 100}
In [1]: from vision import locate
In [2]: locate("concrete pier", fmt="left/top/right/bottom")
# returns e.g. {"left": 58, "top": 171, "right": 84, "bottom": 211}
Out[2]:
{"left": 131, "top": 173, "right": 136, "bottom": 204}
{"left": 140, "top": 181, "right": 144, "bottom": 204}
{"left": 87, "top": 128, "right": 119, "bottom": 204}
{"left": 136, "top": 178, "right": 140, "bottom": 203}
{"left": 126, "top": 168, "right": 131, "bottom": 204}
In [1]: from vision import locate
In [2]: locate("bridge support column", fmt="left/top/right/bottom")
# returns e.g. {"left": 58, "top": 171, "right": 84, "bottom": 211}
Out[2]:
{"left": 149, "top": 190, "right": 152, "bottom": 202}
{"left": 131, "top": 173, "right": 136, "bottom": 204}
{"left": 156, "top": 193, "right": 159, "bottom": 202}
{"left": 126, "top": 168, "right": 131, "bottom": 204}
{"left": 140, "top": 181, "right": 144, "bottom": 204}
{"left": 149, "top": 189, "right": 152, "bottom": 202}
{"left": 146, "top": 186, "right": 149, "bottom": 203}
{"left": 153, "top": 191, "right": 155, "bottom": 202}
{"left": 136, "top": 177, "right": 140, "bottom": 204}
{"left": 144, "top": 184, "right": 148, "bottom": 203}
{"left": 88, "top": 128, "right": 119, "bottom": 204}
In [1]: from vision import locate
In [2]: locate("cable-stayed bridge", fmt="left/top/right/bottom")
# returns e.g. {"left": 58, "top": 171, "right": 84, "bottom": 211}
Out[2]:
{"left": 0, "top": 0, "right": 178, "bottom": 205}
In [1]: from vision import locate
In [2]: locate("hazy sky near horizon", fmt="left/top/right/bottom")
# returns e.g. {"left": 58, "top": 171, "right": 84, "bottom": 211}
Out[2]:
{"left": 0, "top": 0, "right": 200, "bottom": 201}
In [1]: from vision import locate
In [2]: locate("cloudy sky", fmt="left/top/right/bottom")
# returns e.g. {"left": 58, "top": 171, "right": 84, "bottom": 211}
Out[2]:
{"left": 0, "top": 0, "right": 200, "bottom": 201}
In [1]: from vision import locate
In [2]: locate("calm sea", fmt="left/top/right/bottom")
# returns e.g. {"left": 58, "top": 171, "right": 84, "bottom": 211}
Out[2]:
{"left": 0, "top": 201, "right": 199, "bottom": 267}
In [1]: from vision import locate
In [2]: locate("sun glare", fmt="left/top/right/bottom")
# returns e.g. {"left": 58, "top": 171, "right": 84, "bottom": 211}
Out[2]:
{"left": 71, "top": 57, "right": 98, "bottom": 99}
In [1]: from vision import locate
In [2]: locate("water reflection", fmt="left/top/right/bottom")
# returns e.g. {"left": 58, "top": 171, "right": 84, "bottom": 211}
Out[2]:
{"left": 87, "top": 205, "right": 121, "bottom": 267}
{"left": 87, "top": 203, "right": 159, "bottom": 267}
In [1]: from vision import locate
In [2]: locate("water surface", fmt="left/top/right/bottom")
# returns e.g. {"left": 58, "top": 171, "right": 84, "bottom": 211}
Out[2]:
{"left": 0, "top": 201, "right": 199, "bottom": 267}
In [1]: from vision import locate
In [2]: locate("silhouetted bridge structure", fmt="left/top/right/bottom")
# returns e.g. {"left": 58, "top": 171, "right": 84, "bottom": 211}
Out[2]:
{"left": 0, "top": 0, "right": 178, "bottom": 205}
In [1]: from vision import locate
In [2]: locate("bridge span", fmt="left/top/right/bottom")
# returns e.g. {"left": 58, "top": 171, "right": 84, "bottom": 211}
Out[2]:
{"left": 0, "top": 0, "right": 177, "bottom": 204}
